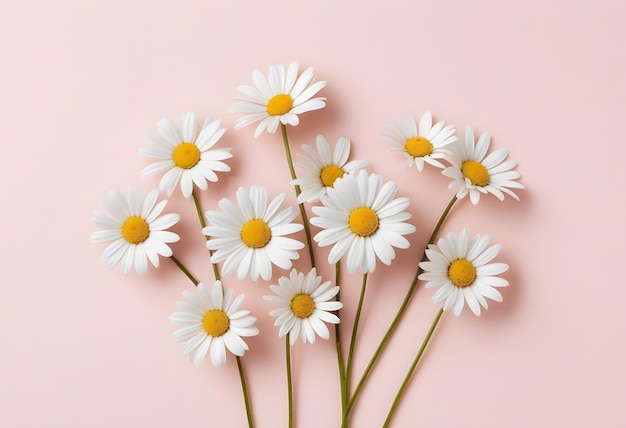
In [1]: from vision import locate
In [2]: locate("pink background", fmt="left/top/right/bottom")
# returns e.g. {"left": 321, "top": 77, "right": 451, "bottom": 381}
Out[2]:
{"left": 2, "top": 0, "right": 624, "bottom": 427}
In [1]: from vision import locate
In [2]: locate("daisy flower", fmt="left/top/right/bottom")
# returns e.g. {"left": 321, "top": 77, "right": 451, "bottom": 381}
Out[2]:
{"left": 292, "top": 134, "right": 369, "bottom": 204}
{"left": 139, "top": 112, "right": 232, "bottom": 198}
{"left": 311, "top": 170, "right": 416, "bottom": 273}
{"left": 90, "top": 187, "right": 180, "bottom": 275}
{"left": 385, "top": 111, "right": 457, "bottom": 171}
{"left": 229, "top": 61, "right": 326, "bottom": 137}
{"left": 263, "top": 268, "right": 342, "bottom": 345}
{"left": 169, "top": 281, "right": 259, "bottom": 367}
{"left": 442, "top": 125, "right": 524, "bottom": 204}
{"left": 203, "top": 186, "right": 304, "bottom": 281}
{"left": 419, "top": 228, "right": 509, "bottom": 316}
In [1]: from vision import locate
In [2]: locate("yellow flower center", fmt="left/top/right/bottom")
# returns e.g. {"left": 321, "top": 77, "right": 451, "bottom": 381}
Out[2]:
{"left": 291, "top": 294, "right": 315, "bottom": 318}
{"left": 241, "top": 219, "right": 271, "bottom": 248}
{"left": 121, "top": 216, "right": 149, "bottom": 244}
{"left": 448, "top": 259, "right": 476, "bottom": 288}
{"left": 266, "top": 94, "right": 294, "bottom": 116}
{"left": 202, "top": 310, "right": 230, "bottom": 337}
{"left": 349, "top": 207, "right": 379, "bottom": 237}
{"left": 404, "top": 136, "right": 433, "bottom": 158}
{"left": 461, "top": 160, "right": 489, "bottom": 187}
{"left": 173, "top": 142, "right": 201, "bottom": 169}
{"left": 320, "top": 165, "right": 345, "bottom": 187}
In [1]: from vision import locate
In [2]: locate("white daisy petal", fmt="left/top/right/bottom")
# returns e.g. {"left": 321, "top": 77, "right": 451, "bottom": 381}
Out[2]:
{"left": 419, "top": 111, "right": 432, "bottom": 136}
{"left": 312, "top": 170, "right": 414, "bottom": 273}
{"left": 170, "top": 281, "right": 258, "bottom": 367}
{"left": 453, "top": 291, "right": 465, "bottom": 316}
{"left": 464, "top": 287, "right": 481, "bottom": 316}
{"left": 420, "top": 229, "right": 510, "bottom": 317}
{"left": 230, "top": 62, "right": 326, "bottom": 137}
{"left": 184, "top": 333, "right": 209, "bottom": 357}
{"left": 90, "top": 230, "right": 121, "bottom": 243}
{"left": 475, "top": 284, "right": 503, "bottom": 302}
{"left": 251, "top": 68, "right": 273, "bottom": 98}
{"left": 173, "top": 326, "right": 204, "bottom": 343}
{"left": 313, "top": 308, "right": 340, "bottom": 323}
{"left": 476, "top": 262, "right": 509, "bottom": 276}
{"left": 290, "top": 64, "right": 315, "bottom": 98}
{"left": 327, "top": 233, "right": 356, "bottom": 264}
{"left": 290, "top": 319, "right": 302, "bottom": 346}
{"left": 474, "top": 132, "right": 491, "bottom": 161}
{"left": 140, "top": 159, "right": 173, "bottom": 179}
{"left": 140, "top": 112, "right": 231, "bottom": 198}
{"left": 292, "top": 135, "right": 368, "bottom": 204}
{"left": 204, "top": 186, "right": 303, "bottom": 281}
{"left": 133, "top": 245, "right": 148, "bottom": 275}
{"left": 472, "top": 243, "right": 502, "bottom": 267}
{"left": 157, "top": 117, "right": 181, "bottom": 145}
{"left": 178, "top": 111, "right": 197, "bottom": 143}
{"left": 385, "top": 111, "right": 457, "bottom": 171}
{"left": 432, "top": 283, "right": 454, "bottom": 303}
{"left": 90, "top": 187, "right": 180, "bottom": 275}
{"left": 284, "top": 61, "right": 299, "bottom": 94}
{"left": 209, "top": 337, "right": 227, "bottom": 367}
{"left": 264, "top": 268, "right": 342, "bottom": 346}
{"left": 223, "top": 331, "right": 247, "bottom": 357}
{"left": 268, "top": 63, "right": 285, "bottom": 94}
{"left": 443, "top": 125, "right": 523, "bottom": 203}
{"left": 308, "top": 315, "right": 330, "bottom": 340}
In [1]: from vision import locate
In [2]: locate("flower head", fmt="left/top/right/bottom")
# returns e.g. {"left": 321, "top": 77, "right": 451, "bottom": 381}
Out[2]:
{"left": 90, "top": 187, "right": 180, "bottom": 275}
{"left": 140, "top": 112, "right": 232, "bottom": 198}
{"left": 385, "top": 111, "right": 456, "bottom": 171}
{"left": 169, "top": 281, "right": 259, "bottom": 366}
{"left": 311, "top": 170, "right": 416, "bottom": 273}
{"left": 203, "top": 186, "right": 304, "bottom": 281}
{"left": 292, "top": 134, "right": 368, "bottom": 204}
{"left": 419, "top": 228, "right": 509, "bottom": 316}
{"left": 230, "top": 61, "right": 326, "bottom": 137}
{"left": 442, "top": 125, "right": 524, "bottom": 204}
{"left": 263, "top": 268, "right": 342, "bottom": 345}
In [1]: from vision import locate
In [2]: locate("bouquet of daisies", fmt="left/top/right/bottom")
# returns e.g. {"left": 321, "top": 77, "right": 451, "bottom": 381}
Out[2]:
{"left": 90, "top": 61, "right": 524, "bottom": 427}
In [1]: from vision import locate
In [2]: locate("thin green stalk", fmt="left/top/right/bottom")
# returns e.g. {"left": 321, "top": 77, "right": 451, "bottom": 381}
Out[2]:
{"left": 428, "top": 196, "right": 457, "bottom": 247}
{"left": 236, "top": 356, "right": 255, "bottom": 428}
{"left": 169, "top": 255, "right": 199, "bottom": 286}
{"left": 383, "top": 308, "right": 444, "bottom": 428}
{"left": 334, "top": 261, "right": 347, "bottom": 413}
{"left": 345, "top": 274, "right": 368, "bottom": 402}
{"left": 344, "top": 196, "right": 457, "bottom": 419}
{"left": 192, "top": 189, "right": 221, "bottom": 281}
{"left": 171, "top": 224, "right": 251, "bottom": 427}
{"left": 286, "top": 337, "right": 294, "bottom": 428}
{"left": 191, "top": 189, "right": 206, "bottom": 229}
{"left": 280, "top": 123, "right": 315, "bottom": 268}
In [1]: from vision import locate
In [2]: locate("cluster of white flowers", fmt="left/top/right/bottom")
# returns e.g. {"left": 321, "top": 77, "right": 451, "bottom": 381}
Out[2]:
{"left": 90, "top": 60, "right": 523, "bottom": 376}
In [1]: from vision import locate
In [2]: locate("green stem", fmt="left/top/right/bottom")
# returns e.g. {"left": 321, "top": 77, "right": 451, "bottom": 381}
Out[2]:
{"left": 171, "top": 202, "right": 250, "bottom": 425}
{"left": 236, "top": 356, "right": 255, "bottom": 428}
{"left": 334, "top": 261, "right": 347, "bottom": 414}
{"left": 286, "top": 337, "right": 294, "bottom": 428}
{"left": 169, "top": 255, "right": 199, "bottom": 286}
{"left": 428, "top": 195, "right": 457, "bottom": 246}
{"left": 383, "top": 309, "right": 444, "bottom": 428}
{"left": 280, "top": 124, "right": 315, "bottom": 268}
{"left": 344, "top": 196, "right": 457, "bottom": 418}
{"left": 192, "top": 190, "right": 220, "bottom": 282}
{"left": 344, "top": 273, "right": 368, "bottom": 408}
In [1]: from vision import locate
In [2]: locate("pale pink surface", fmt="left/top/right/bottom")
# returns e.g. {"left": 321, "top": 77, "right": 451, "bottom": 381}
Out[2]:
{"left": 1, "top": 0, "right": 624, "bottom": 427}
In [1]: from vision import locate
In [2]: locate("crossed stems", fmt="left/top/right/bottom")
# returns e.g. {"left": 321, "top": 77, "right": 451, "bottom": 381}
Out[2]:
{"left": 280, "top": 123, "right": 459, "bottom": 427}
{"left": 341, "top": 195, "right": 458, "bottom": 427}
